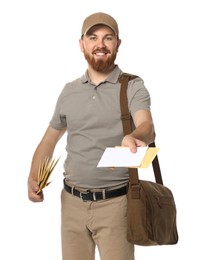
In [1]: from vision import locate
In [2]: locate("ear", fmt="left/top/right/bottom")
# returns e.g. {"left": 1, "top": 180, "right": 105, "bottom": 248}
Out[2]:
{"left": 79, "top": 39, "right": 84, "bottom": 53}
{"left": 116, "top": 39, "right": 122, "bottom": 52}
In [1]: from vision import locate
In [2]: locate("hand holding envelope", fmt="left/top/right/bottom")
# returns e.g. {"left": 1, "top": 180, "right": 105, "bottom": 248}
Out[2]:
{"left": 97, "top": 146, "right": 159, "bottom": 168}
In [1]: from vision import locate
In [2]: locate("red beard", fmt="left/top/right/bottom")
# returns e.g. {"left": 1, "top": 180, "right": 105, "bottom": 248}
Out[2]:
{"left": 84, "top": 48, "right": 117, "bottom": 72}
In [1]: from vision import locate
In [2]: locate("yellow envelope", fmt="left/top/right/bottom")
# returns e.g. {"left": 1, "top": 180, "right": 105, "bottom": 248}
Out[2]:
{"left": 138, "top": 147, "right": 159, "bottom": 168}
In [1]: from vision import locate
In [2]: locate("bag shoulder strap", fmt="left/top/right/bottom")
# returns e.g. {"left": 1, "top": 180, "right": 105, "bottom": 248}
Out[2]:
{"left": 119, "top": 73, "right": 163, "bottom": 188}
{"left": 119, "top": 73, "right": 139, "bottom": 135}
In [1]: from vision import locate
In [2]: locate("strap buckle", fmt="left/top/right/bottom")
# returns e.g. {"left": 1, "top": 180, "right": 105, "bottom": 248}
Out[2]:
{"left": 121, "top": 113, "right": 131, "bottom": 121}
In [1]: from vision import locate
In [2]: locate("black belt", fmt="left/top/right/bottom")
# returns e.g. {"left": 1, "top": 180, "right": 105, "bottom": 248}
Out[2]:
{"left": 63, "top": 179, "right": 127, "bottom": 201}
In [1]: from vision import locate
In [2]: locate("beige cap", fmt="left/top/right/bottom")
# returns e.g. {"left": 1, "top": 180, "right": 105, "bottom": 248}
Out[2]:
{"left": 81, "top": 12, "right": 119, "bottom": 36}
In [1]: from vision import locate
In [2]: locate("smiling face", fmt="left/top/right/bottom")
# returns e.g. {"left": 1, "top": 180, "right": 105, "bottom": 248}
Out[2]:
{"left": 80, "top": 25, "right": 121, "bottom": 73}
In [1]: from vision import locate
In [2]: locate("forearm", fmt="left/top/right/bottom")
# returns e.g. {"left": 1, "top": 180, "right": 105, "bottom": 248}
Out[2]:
{"left": 28, "top": 140, "right": 56, "bottom": 183}
{"left": 28, "top": 127, "right": 66, "bottom": 202}
{"left": 121, "top": 121, "right": 155, "bottom": 153}
{"left": 129, "top": 121, "right": 155, "bottom": 145}
{"left": 27, "top": 139, "right": 57, "bottom": 202}
{"left": 28, "top": 126, "right": 66, "bottom": 183}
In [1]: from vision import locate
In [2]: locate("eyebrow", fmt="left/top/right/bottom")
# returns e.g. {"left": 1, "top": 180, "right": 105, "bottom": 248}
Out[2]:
{"left": 82, "top": 32, "right": 118, "bottom": 40}
{"left": 87, "top": 33, "right": 116, "bottom": 37}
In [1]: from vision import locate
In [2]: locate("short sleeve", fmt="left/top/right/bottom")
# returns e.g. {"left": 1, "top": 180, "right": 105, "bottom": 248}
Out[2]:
{"left": 127, "top": 77, "right": 151, "bottom": 116}
{"left": 49, "top": 87, "right": 67, "bottom": 130}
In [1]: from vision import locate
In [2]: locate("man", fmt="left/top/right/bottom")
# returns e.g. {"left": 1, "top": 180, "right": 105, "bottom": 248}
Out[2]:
{"left": 28, "top": 12, "right": 155, "bottom": 260}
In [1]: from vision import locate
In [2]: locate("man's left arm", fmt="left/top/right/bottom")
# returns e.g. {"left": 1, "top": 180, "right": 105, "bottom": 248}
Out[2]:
{"left": 121, "top": 109, "right": 155, "bottom": 153}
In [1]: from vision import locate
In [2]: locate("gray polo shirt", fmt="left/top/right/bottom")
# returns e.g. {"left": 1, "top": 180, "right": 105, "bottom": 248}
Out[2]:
{"left": 49, "top": 65, "right": 151, "bottom": 188}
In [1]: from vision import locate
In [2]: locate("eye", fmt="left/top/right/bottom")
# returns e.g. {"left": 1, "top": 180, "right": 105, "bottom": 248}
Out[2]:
{"left": 105, "top": 36, "right": 113, "bottom": 41}
{"left": 89, "top": 35, "right": 97, "bottom": 41}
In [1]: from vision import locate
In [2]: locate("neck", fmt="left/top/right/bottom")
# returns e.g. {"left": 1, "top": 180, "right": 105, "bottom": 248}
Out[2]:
{"left": 88, "top": 65, "right": 115, "bottom": 85}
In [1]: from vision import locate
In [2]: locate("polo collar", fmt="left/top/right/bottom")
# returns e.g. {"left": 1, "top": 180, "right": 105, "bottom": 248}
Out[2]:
{"left": 80, "top": 65, "right": 122, "bottom": 84}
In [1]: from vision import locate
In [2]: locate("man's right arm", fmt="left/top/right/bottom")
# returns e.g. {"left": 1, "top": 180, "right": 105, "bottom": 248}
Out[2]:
{"left": 27, "top": 126, "right": 66, "bottom": 202}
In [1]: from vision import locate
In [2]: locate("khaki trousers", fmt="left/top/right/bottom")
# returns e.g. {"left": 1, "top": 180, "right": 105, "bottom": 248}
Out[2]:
{"left": 61, "top": 189, "right": 135, "bottom": 260}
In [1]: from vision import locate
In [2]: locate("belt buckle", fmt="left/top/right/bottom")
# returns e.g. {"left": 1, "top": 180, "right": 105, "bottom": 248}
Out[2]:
{"left": 80, "top": 189, "right": 106, "bottom": 201}
{"left": 80, "top": 192, "right": 87, "bottom": 201}
{"left": 80, "top": 191, "right": 97, "bottom": 201}
{"left": 79, "top": 191, "right": 91, "bottom": 201}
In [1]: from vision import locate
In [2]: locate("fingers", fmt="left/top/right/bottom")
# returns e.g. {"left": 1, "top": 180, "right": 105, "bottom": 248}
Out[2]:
{"left": 135, "top": 139, "right": 147, "bottom": 147}
{"left": 129, "top": 142, "right": 138, "bottom": 153}
{"left": 121, "top": 135, "right": 147, "bottom": 153}
{"left": 28, "top": 179, "right": 44, "bottom": 202}
{"left": 29, "top": 190, "right": 44, "bottom": 202}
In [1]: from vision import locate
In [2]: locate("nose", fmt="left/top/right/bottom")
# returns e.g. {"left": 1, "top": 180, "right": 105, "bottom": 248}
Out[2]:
{"left": 96, "top": 38, "right": 106, "bottom": 48}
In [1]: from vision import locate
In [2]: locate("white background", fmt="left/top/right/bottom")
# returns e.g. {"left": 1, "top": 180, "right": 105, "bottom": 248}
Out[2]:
{"left": 0, "top": 0, "right": 204, "bottom": 259}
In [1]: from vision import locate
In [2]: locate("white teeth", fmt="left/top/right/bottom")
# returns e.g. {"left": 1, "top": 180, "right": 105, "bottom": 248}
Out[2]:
{"left": 95, "top": 53, "right": 105, "bottom": 56}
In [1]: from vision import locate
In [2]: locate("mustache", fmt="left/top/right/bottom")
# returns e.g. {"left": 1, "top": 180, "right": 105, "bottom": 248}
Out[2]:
{"left": 92, "top": 48, "right": 111, "bottom": 54}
